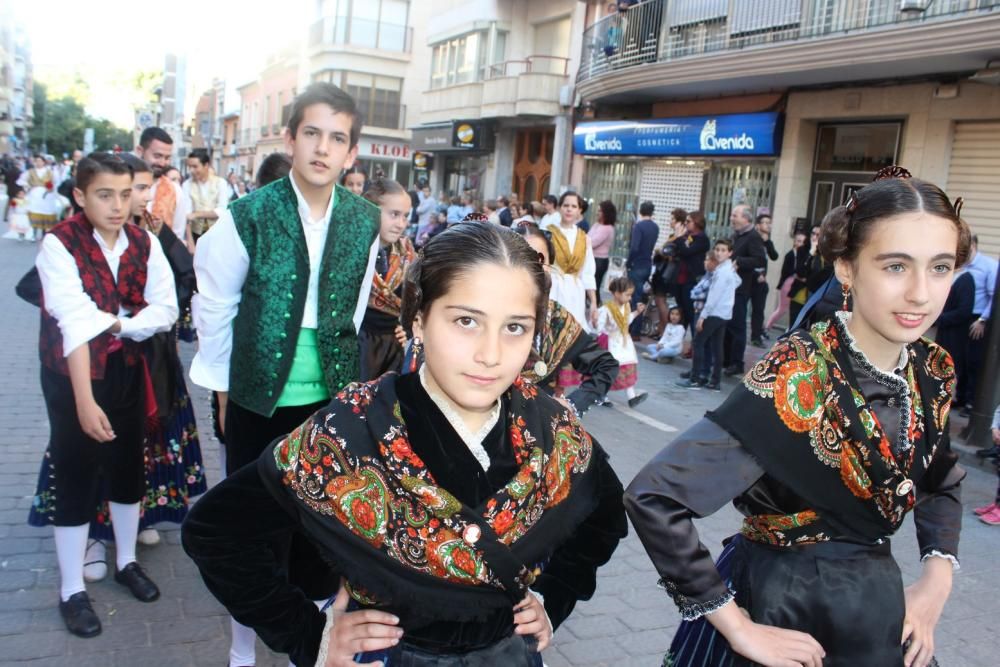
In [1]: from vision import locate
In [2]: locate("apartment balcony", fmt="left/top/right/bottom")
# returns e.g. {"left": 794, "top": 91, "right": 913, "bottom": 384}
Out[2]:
{"left": 577, "top": 0, "right": 1000, "bottom": 103}
{"left": 272, "top": 123, "right": 280, "bottom": 135}
{"left": 421, "top": 83, "right": 484, "bottom": 125}
{"left": 308, "top": 16, "right": 412, "bottom": 60}
{"left": 481, "top": 57, "right": 569, "bottom": 118}
{"left": 261, "top": 126, "right": 269, "bottom": 137}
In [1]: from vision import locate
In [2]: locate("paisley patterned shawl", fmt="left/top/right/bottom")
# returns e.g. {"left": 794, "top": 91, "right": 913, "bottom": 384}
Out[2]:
{"left": 368, "top": 238, "right": 415, "bottom": 318}
{"left": 257, "top": 372, "right": 604, "bottom": 620}
{"left": 707, "top": 316, "right": 955, "bottom": 548}
{"left": 522, "top": 300, "right": 584, "bottom": 386}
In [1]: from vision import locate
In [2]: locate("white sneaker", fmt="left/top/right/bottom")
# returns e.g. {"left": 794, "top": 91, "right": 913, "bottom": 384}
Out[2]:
{"left": 83, "top": 539, "right": 107, "bottom": 582}
{"left": 641, "top": 352, "right": 656, "bottom": 361}
{"left": 137, "top": 529, "right": 161, "bottom": 546}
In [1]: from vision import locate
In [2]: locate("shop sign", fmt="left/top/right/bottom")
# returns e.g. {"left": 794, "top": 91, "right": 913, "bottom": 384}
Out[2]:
{"left": 413, "top": 152, "right": 434, "bottom": 170}
{"left": 358, "top": 138, "right": 412, "bottom": 160}
{"left": 411, "top": 125, "right": 454, "bottom": 151}
{"left": 574, "top": 112, "right": 782, "bottom": 157}
{"left": 453, "top": 122, "right": 479, "bottom": 149}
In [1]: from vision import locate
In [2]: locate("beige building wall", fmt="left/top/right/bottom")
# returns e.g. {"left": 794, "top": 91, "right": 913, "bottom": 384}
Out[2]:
{"left": 770, "top": 81, "right": 1000, "bottom": 271}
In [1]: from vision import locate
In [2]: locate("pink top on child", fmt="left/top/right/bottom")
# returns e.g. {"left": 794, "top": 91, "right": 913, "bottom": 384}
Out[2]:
{"left": 588, "top": 223, "right": 615, "bottom": 259}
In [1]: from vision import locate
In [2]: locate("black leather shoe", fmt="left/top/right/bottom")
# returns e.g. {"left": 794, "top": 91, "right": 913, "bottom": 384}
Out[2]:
{"left": 723, "top": 365, "right": 744, "bottom": 377}
{"left": 975, "top": 446, "right": 1000, "bottom": 459}
{"left": 59, "top": 592, "right": 101, "bottom": 638}
{"left": 114, "top": 562, "right": 160, "bottom": 602}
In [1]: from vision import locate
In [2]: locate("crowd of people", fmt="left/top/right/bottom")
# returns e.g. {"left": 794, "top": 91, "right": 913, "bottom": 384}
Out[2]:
{"left": 0, "top": 80, "right": 996, "bottom": 667}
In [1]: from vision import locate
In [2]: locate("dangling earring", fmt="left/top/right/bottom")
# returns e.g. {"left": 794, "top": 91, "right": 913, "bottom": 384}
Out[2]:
{"left": 841, "top": 283, "right": 851, "bottom": 311}
{"left": 408, "top": 337, "right": 423, "bottom": 374}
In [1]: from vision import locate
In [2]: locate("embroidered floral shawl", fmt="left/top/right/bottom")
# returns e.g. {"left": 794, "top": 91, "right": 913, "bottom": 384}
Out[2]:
{"left": 707, "top": 315, "right": 955, "bottom": 547}
{"left": 522, "top": 300, "right": 584, "bottom": 386}
{"left": 258, "top": 373, "right": 605, "bottom": 619}
{"left": 368, "top": 238, "right": 415, "bottom": 318}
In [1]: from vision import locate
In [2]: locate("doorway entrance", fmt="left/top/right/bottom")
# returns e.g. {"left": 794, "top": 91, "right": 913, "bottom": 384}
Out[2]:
{"left": 512, "top": 129, "right": 553, "bottom": 202}
{"left": 807, "top": 121, "right": 902, "bottom": 225}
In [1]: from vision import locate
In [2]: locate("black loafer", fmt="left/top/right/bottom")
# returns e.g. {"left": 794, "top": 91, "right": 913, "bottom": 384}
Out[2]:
{"left": 114, "top": 562, "right": 160, "bottom": 602}
{"left": 59, "top": 591, "right": 102, "bottom": 638}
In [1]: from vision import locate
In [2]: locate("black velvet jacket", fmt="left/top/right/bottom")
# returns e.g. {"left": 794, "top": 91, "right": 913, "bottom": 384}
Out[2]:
{"left": 182, "top": 372, "right": 626, "bottom": 666}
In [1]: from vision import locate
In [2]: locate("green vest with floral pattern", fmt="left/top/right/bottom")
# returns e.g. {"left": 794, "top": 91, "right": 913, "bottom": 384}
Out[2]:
{"left": 229, "top": 177, "right": 379, "bottom": 417}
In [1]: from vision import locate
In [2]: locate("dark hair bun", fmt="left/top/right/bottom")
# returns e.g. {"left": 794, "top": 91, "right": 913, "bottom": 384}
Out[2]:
{"left": 818, "top": 205, "right": 851, "bottom": 265}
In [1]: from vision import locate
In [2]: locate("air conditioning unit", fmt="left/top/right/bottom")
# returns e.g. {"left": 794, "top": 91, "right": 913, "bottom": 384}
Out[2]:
{"left": 899, "top": 0, "right": 932, "bottom": 12}
{"left": 969, "top": 67, "right": 1000, "bottom": 86}
{"left": 559, "top": 84, "right": 574, "bottom": 108}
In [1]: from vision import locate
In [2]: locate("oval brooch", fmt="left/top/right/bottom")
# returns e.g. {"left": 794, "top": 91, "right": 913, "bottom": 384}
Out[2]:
{"left": 896, "top": 479, "right": 914, "bottom": 496}
{"left": 463, "top": 524, "right": 482, "bottom": 545}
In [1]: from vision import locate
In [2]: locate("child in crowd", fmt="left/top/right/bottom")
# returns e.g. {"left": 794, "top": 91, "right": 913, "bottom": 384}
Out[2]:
{"left": 34, "top": 153, "right": 178, "bottom": 638}
{"left": 975, "top": 404, "right": 1000, "bottom": 525}
{"left": 359, "top": 179, "right": 416, "bottom": 381}
{"left": 416, "top": 210, "right": 447, "bottom": 247}
{"left": 677, "top": 240, "right": 738, "bottom": 391}
{"left": 597, "top": 276, "right": 648, "bottom": 407}
{"left": 642, "top": 306, "right": 685, "bottom": 363}
{"left": 340, "top": 164, "right": 367, "bottom": 195}
{"left": 8, "top": 186, "right": 32, "bottom": 240}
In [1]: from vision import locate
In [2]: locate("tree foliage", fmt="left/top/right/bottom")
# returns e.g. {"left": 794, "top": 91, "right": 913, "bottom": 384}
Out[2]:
{"left": 31, "top": 82, "right": 133, "bottom": 157}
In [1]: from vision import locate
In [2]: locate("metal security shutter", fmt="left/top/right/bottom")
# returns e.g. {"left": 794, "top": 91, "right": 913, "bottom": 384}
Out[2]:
{"left": 584, "top": 159, "right": 641, "bottom": 261}
{"left": 704, "top": 161, "right": 777, "bottom": 242}
{"left": 948, "top": 121, "right": 1000, "bottom": 258}
{"left": 639, "top": 160, "right": 706, "bottom": 248}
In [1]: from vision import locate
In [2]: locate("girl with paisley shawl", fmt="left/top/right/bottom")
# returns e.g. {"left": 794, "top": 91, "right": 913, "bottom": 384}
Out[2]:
{"left": 626, "top": 169, "right": 971, "bottom": 667}
{"left": 359, "top": 179, "right": 416, "bottom": 382}
{"left": 182, "top": 223, "right": 627, "bottom": 666}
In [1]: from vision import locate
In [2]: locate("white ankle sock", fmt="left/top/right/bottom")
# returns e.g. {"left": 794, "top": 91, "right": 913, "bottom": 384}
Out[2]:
{"left": 230, "top": 618, "right": 257, "bottom": 666}
{"left": 54, "top": 524, "right": 89, "bottom": 601}
{"left": 108, "top": 501, "right": 140, "bottom": 570}
{"left": 625, "top": 387, "right": 637, "bottom": 399}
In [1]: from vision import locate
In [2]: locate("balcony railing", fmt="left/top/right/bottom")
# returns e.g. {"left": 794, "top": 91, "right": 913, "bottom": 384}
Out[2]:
{"left": 578, "top": 0, "right": 1000, "bottom": 82}
{"left": 261, "top": 126, "right": 269, "bottom": 137}
{"left": 272, "top": 123, "right": 280, "bottom": 134}
{"left": 243, "top": 129, "right": 251, "bottom": 144}
{"left": 365, "top": 104, "right": 407, "bottom": 131}
{"left": 309, "top": 16, "right": 413, "bottom": 54}
{"left": 486, "top": 55, "right": 570, "bottom": 79}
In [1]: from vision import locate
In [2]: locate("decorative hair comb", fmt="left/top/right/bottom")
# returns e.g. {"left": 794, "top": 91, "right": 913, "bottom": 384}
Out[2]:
{"left": 953, "top": 196, "right": 964, "bottom": 218}
{"left": 846, "top": 165, "right": 914, "bottom": 213}
{"left": 461, "top": 212, "right": 490, "bottom": 222}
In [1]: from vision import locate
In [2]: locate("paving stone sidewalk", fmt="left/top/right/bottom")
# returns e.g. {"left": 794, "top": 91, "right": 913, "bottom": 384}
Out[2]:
{"left": 0, "top": 237, "right": 997, "bottom": 666}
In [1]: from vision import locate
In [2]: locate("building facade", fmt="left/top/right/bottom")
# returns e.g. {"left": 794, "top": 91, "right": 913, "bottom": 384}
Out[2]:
{"left": 410, "top": 0, "right": 586, "bottom": 201}
{"left": 307, "top": 0, "right": 432, "bottom": 186}
{"left": 572, "top": 0, "right": 1000, "bottom": 262}
{"left": 0, "top": 15, "right": 33, "bottom": 155}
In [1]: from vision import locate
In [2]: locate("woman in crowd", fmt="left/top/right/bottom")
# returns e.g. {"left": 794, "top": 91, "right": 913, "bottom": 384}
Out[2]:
{"left": 626, "top": 167, "right": 968, "bottom": 667}
{"left": 549, "top": 191, "right": 598, "bottom": 330}
{"left": 588, "top": 200, "right": 616, "bottom": 301}
{"left": 359, "top": 179, "right": 416, "bottom": 381}
{"left": 766, "top": 230, "right": 810, "bottom": 330}
{"left": 182, "top": 222, "right": 626, "bottom": 666}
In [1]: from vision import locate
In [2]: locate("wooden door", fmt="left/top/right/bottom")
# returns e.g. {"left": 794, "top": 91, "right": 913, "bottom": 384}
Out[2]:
{"left": 512, "top": 129, "right": 554, "bottom": 202}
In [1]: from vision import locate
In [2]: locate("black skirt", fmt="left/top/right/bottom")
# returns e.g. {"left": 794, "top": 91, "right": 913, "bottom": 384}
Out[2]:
{"left": 668, "top": 536, "right": 910, "bottom": 667}
{"left": 359, "top": 328, "right": 405, "bottom": 382}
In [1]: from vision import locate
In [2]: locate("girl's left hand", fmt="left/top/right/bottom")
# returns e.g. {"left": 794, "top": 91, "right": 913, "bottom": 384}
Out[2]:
{"left": 513, "top": 593, "right": 552, "bottom": 651}
{"left": 393, "top": 325, "right": 408, "bottom": 348}
{"left": 636, "top": 303, "right": 646, "bottom": 314}
{"left": 902, "top": 562, "right": 951, "bottom": 667}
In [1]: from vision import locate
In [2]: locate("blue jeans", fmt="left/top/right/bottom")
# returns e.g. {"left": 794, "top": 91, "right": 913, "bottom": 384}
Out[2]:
{"left": 628, "top": 268, "right": 650, "bottom": 309}
{"left": 644, "top": 343, "right": 682, "bottom": 360}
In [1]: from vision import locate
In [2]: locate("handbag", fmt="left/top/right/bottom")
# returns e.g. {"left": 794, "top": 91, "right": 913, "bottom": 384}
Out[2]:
{"left": 15, "top": 266, "right": 41, "bottom": 308}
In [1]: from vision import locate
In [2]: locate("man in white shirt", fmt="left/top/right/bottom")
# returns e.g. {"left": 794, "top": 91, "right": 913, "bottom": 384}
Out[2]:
{"left": 182, "top": 147, "right": 232, "bottom": 243}
{"left": 539, "top": 194, "right": 561, "bottom": 230}
{"left": 188, "top": 83, "right": 380, "bottom": 667}
{"left": 34, "top": 153, "right": 178, "bottom": 638}
{"left": 134, "top": 127, "right": 191, "bottom": 246}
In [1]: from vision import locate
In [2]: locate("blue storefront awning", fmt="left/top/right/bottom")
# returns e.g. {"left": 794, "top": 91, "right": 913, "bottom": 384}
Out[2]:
{"left": 574, "top": 112, "right": 783, "bottom": 157}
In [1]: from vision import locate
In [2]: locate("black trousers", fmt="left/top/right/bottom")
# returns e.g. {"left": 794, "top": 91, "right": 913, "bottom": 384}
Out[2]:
{"left": 750, "top": 279, "right": 769, "bottom": 341}
{"left": 41, "top": 351, "right": 146, "bottom": 526}
{"left": 724, "top": 291, "right": 750, "bottom": 370}
{"left": 693, "top": 316, "right": 727, "bottom": 384}
{"left": 594, "top": 257, "right": 610, "bottom": 300}
{"left": 675, "top": 282, "right": 696, "bottom": 338}
{"left": 224, "top": 397, "right": 339, "bottom": 600}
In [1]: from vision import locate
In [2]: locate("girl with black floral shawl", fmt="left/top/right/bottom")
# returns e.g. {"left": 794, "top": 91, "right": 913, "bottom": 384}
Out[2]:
{"left": 359, "top": 179, "right": 417, "bottom": 382}
{"left": 182, "top": 223, "right": 626, "bottom": 666}
{"left": 626, "top": 169, "right": 970, "bottom": 667}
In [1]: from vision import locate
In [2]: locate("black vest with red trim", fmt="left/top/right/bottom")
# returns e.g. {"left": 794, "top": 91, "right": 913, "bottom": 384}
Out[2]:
{"left": 39, "top": 213, "right": 151, "bottom": 378}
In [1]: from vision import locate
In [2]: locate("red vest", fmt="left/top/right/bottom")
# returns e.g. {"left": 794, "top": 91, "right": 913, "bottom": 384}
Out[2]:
{"left": 39, "top": 214, "right": 151, "bottom": 378}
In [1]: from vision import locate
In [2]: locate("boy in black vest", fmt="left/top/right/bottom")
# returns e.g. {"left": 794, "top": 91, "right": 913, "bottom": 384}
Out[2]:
{"left": 35, "top": 153, "right": 178, "bottom": 637}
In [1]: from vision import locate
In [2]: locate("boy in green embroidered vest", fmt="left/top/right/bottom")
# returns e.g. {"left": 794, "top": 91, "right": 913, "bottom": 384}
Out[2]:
{"left": 190, "top": 83, "right": 380, "bottom": 667}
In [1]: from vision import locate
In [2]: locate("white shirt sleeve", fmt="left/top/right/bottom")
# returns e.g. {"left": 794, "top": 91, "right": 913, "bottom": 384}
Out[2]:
{"left": 352, "top": 239, "right": 380, "bottom": 333}
{"left": 581, "top": 235, "right": 597, "bottom": 291}
{"left": 36, "top": 233, "right": 118, "bottom": 357}
{"left": 173, "top": 180, "right": 191, "bottom": 239}
{"left": 216, "top": 178, "right": 232, "bottom": 209}
{"left": 189, "top": 209, "right": 250, "bottom": 392}
{"left": 117, "top": 230, "right": 179, "bottom": 341}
